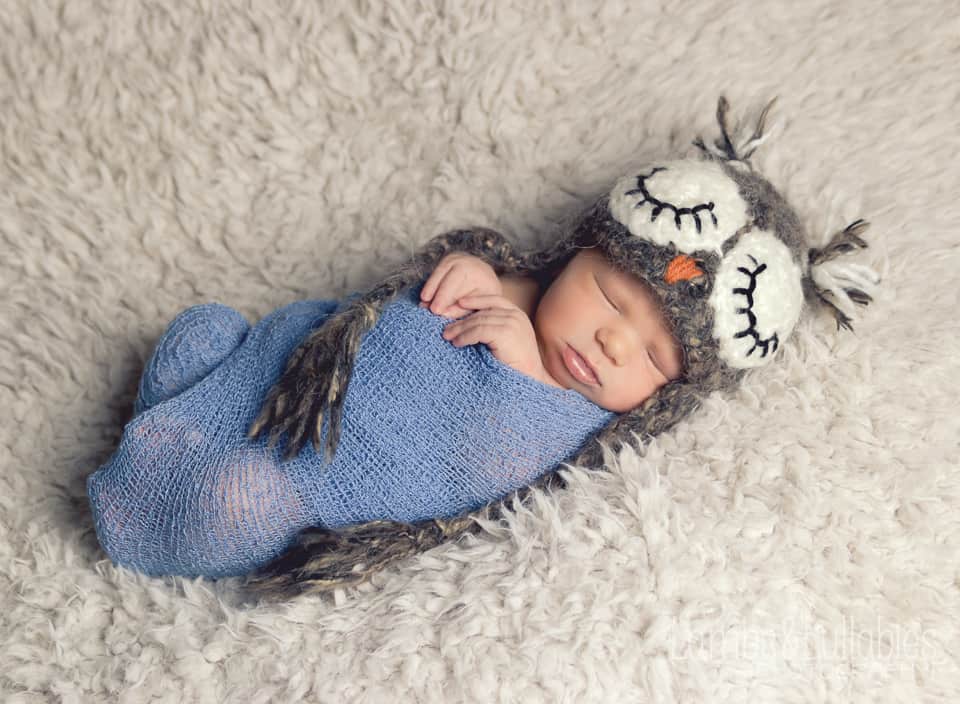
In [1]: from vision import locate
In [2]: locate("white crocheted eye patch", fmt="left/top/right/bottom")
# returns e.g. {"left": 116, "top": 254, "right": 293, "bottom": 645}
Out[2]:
{"left": 709, "top": 229, "right": 803, "bottom": 369}
{"left": 608, "top": 160, "right": 749, "bottom": 254}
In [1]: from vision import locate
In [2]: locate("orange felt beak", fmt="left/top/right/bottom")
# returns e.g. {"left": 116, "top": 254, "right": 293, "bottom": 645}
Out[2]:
{"left": 664, "top": 254, "right": 705, "bottom": 284}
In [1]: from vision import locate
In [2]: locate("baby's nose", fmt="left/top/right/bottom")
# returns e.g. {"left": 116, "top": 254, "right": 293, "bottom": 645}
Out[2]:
{"left": 598, "top": 329, "right": 626, "bottom": 366}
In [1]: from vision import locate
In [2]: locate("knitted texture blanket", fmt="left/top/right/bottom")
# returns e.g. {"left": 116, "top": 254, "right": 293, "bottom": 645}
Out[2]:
{"left": 86, "top": 286, "right": 615, "bottom": 578}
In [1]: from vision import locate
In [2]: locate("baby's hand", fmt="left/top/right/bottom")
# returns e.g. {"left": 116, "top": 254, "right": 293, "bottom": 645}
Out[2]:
{"left": 441, "top": 294, "right": 547, "bottom": 383}
{"left": 419, "top": 253, "right": 502, "bottom": 319}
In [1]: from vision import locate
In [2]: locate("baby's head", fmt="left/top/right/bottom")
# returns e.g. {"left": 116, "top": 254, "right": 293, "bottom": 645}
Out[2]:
{"left": 519, "top": 97, "right": 877, "bottom": 430}
{"left": 534, "top": 246, "right": 684, "bottom": 413}
{"left": 527, "top": 156, "right": 809, "bottom": 421}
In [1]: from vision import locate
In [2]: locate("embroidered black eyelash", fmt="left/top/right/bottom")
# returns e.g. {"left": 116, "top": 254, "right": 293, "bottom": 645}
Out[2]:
{"left": 732, "top": 255, "right": 779, "bottom": 358}
{"left": 625, "top": 167, "right": 718, "bottom": 233}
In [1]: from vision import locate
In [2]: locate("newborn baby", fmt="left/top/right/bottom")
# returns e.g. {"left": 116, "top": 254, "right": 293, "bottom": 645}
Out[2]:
{"left": 88, "top": 99, "right": 878, "bottom": 591}
{"left": 422, "top": 246, "right": 684, "bottom": 412}
{"left": 88, "top": 245, "right": 679, "bottom": 578}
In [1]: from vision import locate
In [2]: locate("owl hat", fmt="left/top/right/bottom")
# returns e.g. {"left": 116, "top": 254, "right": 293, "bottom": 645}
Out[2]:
{"left": 244, "top": 97, "right": 879, "bottom": 600}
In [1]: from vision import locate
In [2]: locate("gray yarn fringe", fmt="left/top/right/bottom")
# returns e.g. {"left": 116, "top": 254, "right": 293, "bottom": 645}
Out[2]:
{"left": 805, "top": 219, "right": 874, "bottom": 331}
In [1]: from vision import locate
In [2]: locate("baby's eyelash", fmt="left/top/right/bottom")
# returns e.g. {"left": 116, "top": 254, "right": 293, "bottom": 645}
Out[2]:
{"left": 646, "top": 348, "right": 663, "bottom": 376}
{"left": 604, "top": 290, "right": 619, "bottom": 312}
{"left": 595, "top": 276, "right": 619, "bottom": 311}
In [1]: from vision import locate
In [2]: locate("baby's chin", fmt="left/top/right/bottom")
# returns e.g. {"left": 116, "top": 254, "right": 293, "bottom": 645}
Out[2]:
{"left": 538, "top": 360, "right": 569, "bottom": 390}
{"left": 553, "top": 364, "right": 642, "bottom": 413}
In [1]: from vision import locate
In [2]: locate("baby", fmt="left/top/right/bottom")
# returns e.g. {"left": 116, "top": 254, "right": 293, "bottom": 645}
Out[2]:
{"left": 89, "top": 100, "right": 877, "bottom": 586}
{"left": 419, "top": 248, "right": 685, "bottom": 412}
{"left": 86, "top": 244, "right": 629, "bottom": 578}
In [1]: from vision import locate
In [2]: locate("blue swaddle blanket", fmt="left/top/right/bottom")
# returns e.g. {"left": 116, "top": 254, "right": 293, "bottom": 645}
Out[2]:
{"left": 87, "top": 285, "right": 615, "bottom": 578}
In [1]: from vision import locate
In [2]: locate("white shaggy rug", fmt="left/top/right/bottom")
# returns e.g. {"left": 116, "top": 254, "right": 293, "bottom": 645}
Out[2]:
{"left": 2, "top": 1, "right": 959, "bottom": 701}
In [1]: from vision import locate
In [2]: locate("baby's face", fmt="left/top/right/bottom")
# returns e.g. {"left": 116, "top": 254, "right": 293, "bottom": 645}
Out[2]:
{"left": 534, "top": 248, "right": 683, "bottom": 412}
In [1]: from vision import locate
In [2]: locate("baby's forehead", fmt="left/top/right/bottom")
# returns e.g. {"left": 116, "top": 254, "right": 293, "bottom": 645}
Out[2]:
{"left": 600, "top": 256, "right": 658, "bottom": 296}
{"left": 569, "top": 248, "right": 659, "bottom": 298}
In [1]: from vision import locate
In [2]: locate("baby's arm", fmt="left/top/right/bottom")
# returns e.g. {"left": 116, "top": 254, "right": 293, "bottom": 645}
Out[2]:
{"left": 421, "top": 254, "right": 548, "bottom": 382}
{"left": 441, "top": 293, "right": 551, "bottom": 386}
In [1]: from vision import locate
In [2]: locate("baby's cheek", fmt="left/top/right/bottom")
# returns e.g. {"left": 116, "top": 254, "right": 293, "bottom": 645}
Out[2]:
{"left": 601, "top": 372, "right": 659, "bottom": 413}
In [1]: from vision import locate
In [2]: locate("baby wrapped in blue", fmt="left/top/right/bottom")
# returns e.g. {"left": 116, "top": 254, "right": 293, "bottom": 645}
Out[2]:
{"left": 87, "top": 285, "right": 614, "bottom": 578}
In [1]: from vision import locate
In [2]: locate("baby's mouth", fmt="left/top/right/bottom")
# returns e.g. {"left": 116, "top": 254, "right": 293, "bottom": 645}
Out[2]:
{"left": 562, "top": 344, "right": 600, "bottom": 386}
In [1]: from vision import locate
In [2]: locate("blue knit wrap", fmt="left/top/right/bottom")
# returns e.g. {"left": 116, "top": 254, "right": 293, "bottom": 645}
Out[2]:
{"left": 86, "top": 286, "right": 615, "bottom": 578}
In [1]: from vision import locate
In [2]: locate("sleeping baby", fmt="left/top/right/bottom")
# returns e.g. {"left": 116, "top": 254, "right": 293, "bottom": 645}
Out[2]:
{"left": 86, "top": 242, "right": 674, "bottom": 579}
{"left": 87, "top": 100, "right": 878, "bottom": 587}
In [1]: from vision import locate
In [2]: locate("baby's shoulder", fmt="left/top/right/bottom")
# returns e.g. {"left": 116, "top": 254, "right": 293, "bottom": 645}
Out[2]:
{"left": 498, "top": 273, "right": 540, "bottom": 319}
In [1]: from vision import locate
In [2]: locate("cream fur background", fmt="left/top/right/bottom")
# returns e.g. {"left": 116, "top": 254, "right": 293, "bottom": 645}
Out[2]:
{"left": 2, "top": 1, "right": 958, "bottom": 701}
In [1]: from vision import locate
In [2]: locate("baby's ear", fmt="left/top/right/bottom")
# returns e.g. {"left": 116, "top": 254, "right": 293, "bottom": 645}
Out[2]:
{"left": 803, "top": 219, "right": 880, "bottom": 331}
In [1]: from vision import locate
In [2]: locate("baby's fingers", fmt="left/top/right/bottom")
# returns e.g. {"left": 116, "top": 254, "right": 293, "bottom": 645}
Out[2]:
{"left": 419, "top": 295, "right": 470, "bottom": 318}
{"left": 442, "top": 310, "right": 513, "bottom": 346}
{"left": 426, "top": 282, "right": 484, "bottom": 318}
{"left": 455, "top": 294, "right": 517, "bottom": 312}
{"left": 420, "top": 258, "right": 456, "bottom": 304}
{"left": 442, "top": 322, "right": 495, "bottom": 347}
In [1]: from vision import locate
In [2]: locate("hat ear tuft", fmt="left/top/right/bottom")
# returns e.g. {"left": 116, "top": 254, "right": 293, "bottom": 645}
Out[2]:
{"left": 693, "top": 95, "right": 779, "bottom": 165}
{"left": 805, "top": 219, "right": 880, "bottom": 331}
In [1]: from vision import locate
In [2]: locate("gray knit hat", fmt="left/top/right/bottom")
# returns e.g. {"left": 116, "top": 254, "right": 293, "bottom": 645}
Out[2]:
{"left": 244, "top": 97, "right": 878, "bottom": 600}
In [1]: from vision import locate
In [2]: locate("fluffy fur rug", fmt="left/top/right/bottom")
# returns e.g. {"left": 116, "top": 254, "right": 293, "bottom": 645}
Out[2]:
{"left": 2, "top": 1, "right": 958, "bottom": 701}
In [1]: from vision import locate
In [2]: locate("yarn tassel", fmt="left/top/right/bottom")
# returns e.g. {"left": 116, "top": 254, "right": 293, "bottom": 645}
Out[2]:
{"left": 693, "top": 95, "right": 779, "bottom": 165}
{"left": 806, "top": 220, "right": 880, "bottom": 331}
{"left": 244, "top": 518, "right": 461, "bottom": 599}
